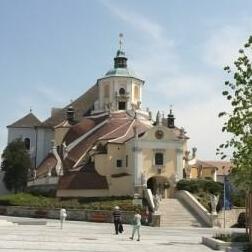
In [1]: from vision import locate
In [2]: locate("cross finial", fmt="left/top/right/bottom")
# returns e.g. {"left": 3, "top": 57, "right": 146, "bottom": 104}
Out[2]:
{"left": 119, "top": 33, "right": 123, "bottom": 51}
{"left": 169, "top": 104, "right": 173, "bottom": 114}
{"left": 29, "top": 107, "right": 32, "bottom": 113}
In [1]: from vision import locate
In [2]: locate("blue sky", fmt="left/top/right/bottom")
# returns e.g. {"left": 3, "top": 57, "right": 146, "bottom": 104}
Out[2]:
{"left": 0, "top": 0, "right": 251, "bottom": 160}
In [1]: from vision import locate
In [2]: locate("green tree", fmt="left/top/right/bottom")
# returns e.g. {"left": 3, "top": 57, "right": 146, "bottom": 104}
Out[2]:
{"left": 1, "top": 139, "right": 32, "bottom": 193}
{"left": 217, "top": 35, "right": 252, "bottom": 191}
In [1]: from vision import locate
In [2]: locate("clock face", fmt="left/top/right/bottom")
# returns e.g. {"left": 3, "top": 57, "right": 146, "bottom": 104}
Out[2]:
{"left": 155, "top": 130, "right": 164, "bottom": 139}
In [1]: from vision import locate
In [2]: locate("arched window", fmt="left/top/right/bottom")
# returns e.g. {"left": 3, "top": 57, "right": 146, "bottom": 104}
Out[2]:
{"left": 119, "top": 88, "right": 125, "bottom": 95}
{"left": 104, "top": 85, "right": 109, "bottom": 98}
{"left": 24, "top": 138, "right": 30, "bottom": 150}
{"left": 134, "top": 85, "right": 139, "bottom": 100}
{"left": 155, "top": 153, "right": 163, "bottom": 165}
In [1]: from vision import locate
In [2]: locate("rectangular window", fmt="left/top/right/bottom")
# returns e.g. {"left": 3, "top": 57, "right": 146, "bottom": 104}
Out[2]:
{"left": 155, "top": 153, "right": 164, "bottom": 165}
{"left": 118, "top": 101, "right": 126, "bottom": 110}
{"left": 126, "top": 155, "right": 128, "bottom": 167}
{"left": 116, "top": 160, "right": 122, "bottom": 168}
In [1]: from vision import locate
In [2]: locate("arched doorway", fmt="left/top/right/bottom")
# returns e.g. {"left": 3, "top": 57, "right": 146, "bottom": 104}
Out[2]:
{"left": 147, "top": 176, "right": 170, "bottom": 198}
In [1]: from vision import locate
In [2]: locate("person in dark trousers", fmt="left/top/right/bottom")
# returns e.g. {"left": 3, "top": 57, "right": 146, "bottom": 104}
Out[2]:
{"left": 112, "top": 206, "right": 122, "bottom": 235}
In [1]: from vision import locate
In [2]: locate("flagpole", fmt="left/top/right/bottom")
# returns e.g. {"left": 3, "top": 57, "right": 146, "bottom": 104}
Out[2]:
{"left": 223, "top": 168, "right": 226, "bottom": 229}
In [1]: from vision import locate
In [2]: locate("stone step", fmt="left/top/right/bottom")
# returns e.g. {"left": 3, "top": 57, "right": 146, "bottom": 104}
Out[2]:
{"left": 158, "top": 198, "right": 203, "bottom": 227}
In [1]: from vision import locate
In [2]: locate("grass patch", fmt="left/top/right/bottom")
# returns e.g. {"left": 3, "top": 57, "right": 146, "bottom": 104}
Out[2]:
{"left": 0, "top": 193, "right": 142, "bottom": 211}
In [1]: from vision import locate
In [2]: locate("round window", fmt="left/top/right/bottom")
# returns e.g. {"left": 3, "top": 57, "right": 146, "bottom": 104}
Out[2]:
{"left": 155, "top": 130, "right": 164, "bottom": 139}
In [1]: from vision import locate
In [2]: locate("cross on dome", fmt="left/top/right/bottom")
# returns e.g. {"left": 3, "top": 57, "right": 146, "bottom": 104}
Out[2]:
{"left": 119, "top": 33, "right": 124, "bottom": 51}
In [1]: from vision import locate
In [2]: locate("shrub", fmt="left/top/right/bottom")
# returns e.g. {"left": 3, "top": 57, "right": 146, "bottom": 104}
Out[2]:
{"left": 214, "top": 232, "right": 249, "bottom": 243}
{"left": 232, "top": 191, "right": 246, "bottom": 207}
{"left": 214, "top": 233, "right": 231, "bottom": 242}
{"left": 0, "top": 193, "right": 140, "bottom": 211}
{"left": 176, "top": 179, "right": 223, "bottom": 195}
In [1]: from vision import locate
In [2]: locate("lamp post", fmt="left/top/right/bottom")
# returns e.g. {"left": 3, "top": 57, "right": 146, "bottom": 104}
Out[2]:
{"left": 223, "top": 166, "right": 226, "bottom": 229}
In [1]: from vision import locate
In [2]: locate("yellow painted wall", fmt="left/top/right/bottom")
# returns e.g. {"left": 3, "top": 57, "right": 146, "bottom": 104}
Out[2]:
{"left": 191, "top": 167, "right": 198, "bottom": 178}
{"left": 94, "top": 143, "right": 133, "bottom": 196}
{"left": 202, "top": 168, "right": 214, "bottom": 178}
{"left": 142, "top": 148, "right": 177, "bottom": 181}
{"left": 190, "top": 166, "right": 215, "bottom": 179}
{"left": 109, "top": 176, "right": 133, "bottom": 196}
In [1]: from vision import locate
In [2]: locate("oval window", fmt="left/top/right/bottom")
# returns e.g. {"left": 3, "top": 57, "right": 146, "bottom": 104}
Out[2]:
{"left": 119, "top": 88, "right": 126, "bottom": 95}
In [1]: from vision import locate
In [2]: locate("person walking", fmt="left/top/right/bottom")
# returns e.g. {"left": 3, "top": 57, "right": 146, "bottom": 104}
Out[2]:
{"left": 112, "top": 206, "right": 122, "bottom": 235}
{"left": 130, "top": 210, "right": 141, "bottom": 241}
{"left": 59, "top": 208, "right": 67, "bottom": 229}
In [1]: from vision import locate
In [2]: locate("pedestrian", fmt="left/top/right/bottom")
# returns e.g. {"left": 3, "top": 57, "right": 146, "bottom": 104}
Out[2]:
{"left": 59, "top": 208, "right": 67, "bottom": 229}
{"left": 129, "top": 209, "right": 141, "bottom": 241}
{"left": 112, "top": 206, "right": 122, "bottom": 235}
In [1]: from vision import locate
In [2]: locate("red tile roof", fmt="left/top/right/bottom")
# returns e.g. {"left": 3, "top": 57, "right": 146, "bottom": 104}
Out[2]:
{"left": 58, "top": 171, "right": 108, "bottom": 190}
{"left": 41, "top": 84, "right": 98, "bottom": 127}
{"left": 65, "top": 112, "right": 150, "bottom": 165}
{"left": 64, "top": 114, "right": 108, "bottom": 145}
{"left": 36, "top": 153, "right": 57, "bottom": 178}
{"left": 109, "top": 120, "right": 151, "bottom": 144}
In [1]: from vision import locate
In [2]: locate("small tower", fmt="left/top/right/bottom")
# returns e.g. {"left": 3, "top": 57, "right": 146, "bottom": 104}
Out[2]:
{"left": 66, "top": 106, "right": 75, "bottom": 125}
{"left": 167, "top": 107, "right": 175, "bottom": 128}
{"left": 114, "top": 33, "right": 128, "bottom": 69}
{"left": 156, "top": 111, "right": 162, "bottom": 126}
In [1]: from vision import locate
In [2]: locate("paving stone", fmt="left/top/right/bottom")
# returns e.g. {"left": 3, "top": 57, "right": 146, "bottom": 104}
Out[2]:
{"left": 0, "top": 215, "right": 237, "bottom": 251}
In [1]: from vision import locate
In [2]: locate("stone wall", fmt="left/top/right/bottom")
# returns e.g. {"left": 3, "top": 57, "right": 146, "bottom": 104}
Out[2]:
{"left": 217, "top": 208, "right": 245, "bottom": 228}
{"left": 0, "top": 206, "right": 135, "bottom": 224}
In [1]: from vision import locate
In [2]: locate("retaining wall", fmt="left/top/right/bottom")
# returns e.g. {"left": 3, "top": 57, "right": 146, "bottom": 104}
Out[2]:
{"left": 0, "top": 206, "right": 135, "bottom": 224}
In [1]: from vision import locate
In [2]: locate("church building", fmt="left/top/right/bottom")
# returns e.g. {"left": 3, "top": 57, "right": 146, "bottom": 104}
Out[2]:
{"left": 7, "top": 36, "right": 194, "bottom": 198}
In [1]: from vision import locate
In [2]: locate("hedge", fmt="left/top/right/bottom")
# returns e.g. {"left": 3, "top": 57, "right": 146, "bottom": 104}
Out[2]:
{"left": 0, "top": 193, "right": 143, "bottom": 211}
{"left": 176, "top": 179, "right": 223, "bottom": 195}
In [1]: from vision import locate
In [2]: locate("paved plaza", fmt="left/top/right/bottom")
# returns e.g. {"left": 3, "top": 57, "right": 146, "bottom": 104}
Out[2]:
{"left": 0, "top": 215, "right": 230, "bottom": 252}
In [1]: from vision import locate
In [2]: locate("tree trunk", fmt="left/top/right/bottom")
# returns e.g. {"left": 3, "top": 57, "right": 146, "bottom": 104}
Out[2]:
{"left": 250, "top": 192, "right": 252, "bottom": 242}
{"left": 247, "top": 192, "right": 252, "bottom": 243}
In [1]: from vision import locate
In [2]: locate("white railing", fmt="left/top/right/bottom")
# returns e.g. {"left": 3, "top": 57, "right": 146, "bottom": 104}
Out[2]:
{"left": 144, "top": 187, "right": 155, "bottom": 211}
{"left": 176, "top": 190, "right": 213, "bottom": 226}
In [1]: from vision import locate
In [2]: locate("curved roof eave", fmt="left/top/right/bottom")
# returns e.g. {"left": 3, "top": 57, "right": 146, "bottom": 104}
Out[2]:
{"left": 97, "top": 75, "right": 145, "bottom": 84}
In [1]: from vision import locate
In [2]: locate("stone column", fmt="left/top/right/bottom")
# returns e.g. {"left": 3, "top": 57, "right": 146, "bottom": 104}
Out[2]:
{"left": 132, "top": 144, "right": 143, "bottom": 195}
{"left": 133, "top": 146, "right": 143, "bottom": 186}
{"left": 176, "top": 148, "right": 183, "bottom": 180}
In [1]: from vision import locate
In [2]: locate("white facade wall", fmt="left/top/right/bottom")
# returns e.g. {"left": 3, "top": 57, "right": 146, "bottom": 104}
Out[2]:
{"left": 7, "top": 127, "right": 54, "bottom": 168}
{"left": 36, "top": 128, "right": 54, "bottom": 167}
{"left": 97, "top": 77, "right": 144, "bottom": 112}
{"left": 8, "top": 127, "right": 37, "bottom": 165}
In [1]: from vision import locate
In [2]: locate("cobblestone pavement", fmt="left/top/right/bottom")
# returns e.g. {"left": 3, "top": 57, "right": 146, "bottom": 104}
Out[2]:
{"left": 0, "top": 216, "right": 229, "bottom": 252}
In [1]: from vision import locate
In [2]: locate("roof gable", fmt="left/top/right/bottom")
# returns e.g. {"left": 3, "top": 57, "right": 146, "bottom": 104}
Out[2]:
{"left": 7, "top": 113, "right": 41, "bottom": 128}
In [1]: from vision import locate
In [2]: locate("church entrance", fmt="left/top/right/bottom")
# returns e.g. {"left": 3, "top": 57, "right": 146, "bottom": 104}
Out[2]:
{"left": 118, "top": 101, "right": 126, "bottom": 110}
{"left": 147, "top": 176, "right": 170, "bottom": 198}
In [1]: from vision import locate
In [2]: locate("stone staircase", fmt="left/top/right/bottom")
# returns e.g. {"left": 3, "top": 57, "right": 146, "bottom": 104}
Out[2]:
{"left": 159, "top": 198, "right": 205, "bottom": 227}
